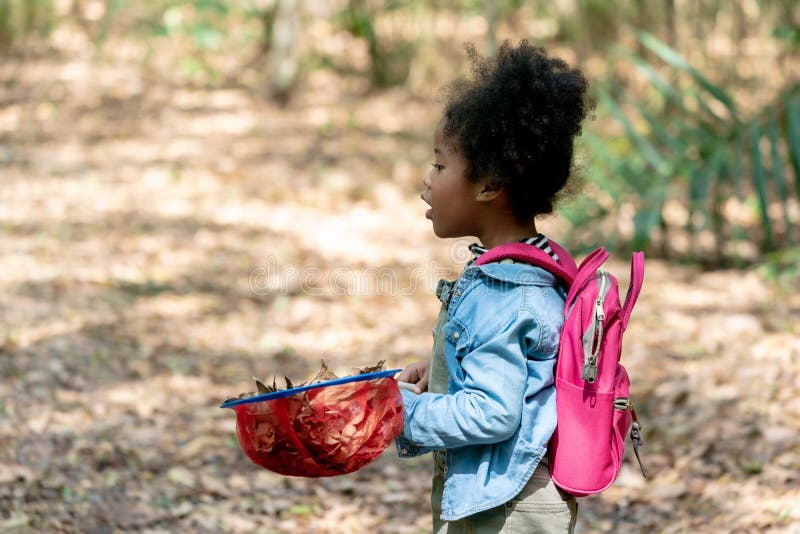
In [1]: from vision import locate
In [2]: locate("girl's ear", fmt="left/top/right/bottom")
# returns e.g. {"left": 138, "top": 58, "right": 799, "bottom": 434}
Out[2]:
{"left": 475, "top": 178, "right": 502, "bottom": 202}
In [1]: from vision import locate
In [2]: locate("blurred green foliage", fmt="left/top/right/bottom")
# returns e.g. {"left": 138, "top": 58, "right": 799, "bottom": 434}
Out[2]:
{"left": 773, "top": 23, "right": 800, "bottom": 49}
{"left": 761, "top": 247, "right": 800, "bottom": 289}
{"left": 152, "top": 0, "right": 233, "bottom": 80}
{"left": 157, "top": 1, "right": 229, "bottom": 50}
{"left": 339, "top": 0, "right": 416, "bottom": 87}
{"left": 564, "top": 30, "right": 799, "bottom": 264}
{"left": 0, "top": 0, "right": 54, "bottom": 48}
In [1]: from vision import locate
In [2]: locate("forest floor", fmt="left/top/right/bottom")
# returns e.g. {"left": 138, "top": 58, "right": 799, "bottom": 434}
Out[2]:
{"left": 1, "top": 37, "right": 799, "bottom": 534}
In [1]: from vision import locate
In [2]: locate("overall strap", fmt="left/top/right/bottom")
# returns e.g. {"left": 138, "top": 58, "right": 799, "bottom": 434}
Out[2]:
{"left": 435, "top": 279, "right": 457, "bottom": 308}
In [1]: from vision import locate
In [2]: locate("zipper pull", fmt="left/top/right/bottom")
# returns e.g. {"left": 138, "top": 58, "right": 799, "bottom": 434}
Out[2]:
{"left": 581, "top": 271, "right": 607, "bottom": 384}
{"left": 631, "top": 422, "right": 647, "bottom": 478}
{"left": 595, "top": 271, "right": 608, "bottom": 321}
{"left": 581, "top": 358, "right": 597, "bottom": 382}
{"left": 630, "top": 408, "right": 647, "bottom": 478}
{"left": 595, "top": 297, "right": 605, "bottom": 321}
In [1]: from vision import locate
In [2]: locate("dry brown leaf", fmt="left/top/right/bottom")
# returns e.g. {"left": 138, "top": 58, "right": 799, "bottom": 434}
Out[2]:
{"left": 351, "top": 360, "right": 385, "bottom": 375}
{"left": 255, "top": 378, "right": 274, "bottom": 394}
{"left": 307, "top": 360, "right": 339, "bottom": 384}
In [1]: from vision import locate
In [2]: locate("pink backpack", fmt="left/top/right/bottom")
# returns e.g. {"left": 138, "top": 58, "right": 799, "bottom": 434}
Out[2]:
{"left": 475, "top": 241, "right": 646, "bottom": 496}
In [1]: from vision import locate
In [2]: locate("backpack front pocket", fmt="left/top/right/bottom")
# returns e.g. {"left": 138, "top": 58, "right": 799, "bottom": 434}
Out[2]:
{"left": 550, "top": 376, "right": 616, "bottom": 495}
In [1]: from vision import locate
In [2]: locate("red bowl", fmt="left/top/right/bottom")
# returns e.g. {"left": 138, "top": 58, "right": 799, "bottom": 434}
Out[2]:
{"left": 233, "top": 376, "right": 404, "bottom": 477}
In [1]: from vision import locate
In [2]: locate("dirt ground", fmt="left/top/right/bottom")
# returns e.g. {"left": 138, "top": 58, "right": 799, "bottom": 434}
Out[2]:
{"left": 1, "top": 35, "right": 799, "bottom": 533}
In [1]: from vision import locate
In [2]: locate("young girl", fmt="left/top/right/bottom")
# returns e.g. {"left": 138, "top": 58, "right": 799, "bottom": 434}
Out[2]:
{"left": 396, "top": 41, "right": 594, "bottom": 533}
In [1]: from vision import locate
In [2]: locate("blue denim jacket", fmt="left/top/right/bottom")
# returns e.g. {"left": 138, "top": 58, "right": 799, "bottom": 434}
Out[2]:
{"left": 396, "top": 262, "right": 566, "bottom": 521}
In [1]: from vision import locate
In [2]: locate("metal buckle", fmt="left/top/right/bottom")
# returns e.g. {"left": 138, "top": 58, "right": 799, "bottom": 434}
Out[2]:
{"left": 435, "top": 279, "right": 455, "bottom": 307}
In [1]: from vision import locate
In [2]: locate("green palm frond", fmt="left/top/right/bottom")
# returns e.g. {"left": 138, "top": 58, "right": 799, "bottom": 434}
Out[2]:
{"left": 584, "top": 31, "right": 799, "bottom": 261}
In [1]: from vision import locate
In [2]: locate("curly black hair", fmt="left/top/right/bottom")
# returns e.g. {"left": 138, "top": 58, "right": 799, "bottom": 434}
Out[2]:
{"left": 441, "top": 40, "right": 595, "bottom": 221}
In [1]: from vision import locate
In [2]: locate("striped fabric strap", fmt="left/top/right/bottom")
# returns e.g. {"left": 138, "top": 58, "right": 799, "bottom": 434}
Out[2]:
{"left": 466, "top": 234, "right": 559, "bottom": 267}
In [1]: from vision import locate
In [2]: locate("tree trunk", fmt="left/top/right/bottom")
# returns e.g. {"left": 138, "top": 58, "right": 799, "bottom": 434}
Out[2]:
{"left": 486, "top": 0, "right": 498, "bottom": 56}
{"left": 267, "top": 0, "right": 300, "bottom": 105}
{"left": 633, "top": 0, "right": 648, "bottom": 57}
{"left": 663, "top": 0, "right": 676, "bottom": 47}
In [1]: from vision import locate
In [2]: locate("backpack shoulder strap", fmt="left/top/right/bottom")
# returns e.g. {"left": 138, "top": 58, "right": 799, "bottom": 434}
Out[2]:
{"left": 547, "top": 240, "right": 578, "bottom": 274}
{"left": 473, "top": 241, "right": 575, "bottom": 286}
{"left": 564, "top": 247, "right": 609, "bottom": 308}
{"left": 621, "top": 252, "right": 645, "bottom": 331}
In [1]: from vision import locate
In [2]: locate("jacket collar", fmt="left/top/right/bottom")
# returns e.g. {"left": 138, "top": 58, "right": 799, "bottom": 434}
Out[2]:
{"left": 468, "top": 262, "right": 559, "bottom": 287}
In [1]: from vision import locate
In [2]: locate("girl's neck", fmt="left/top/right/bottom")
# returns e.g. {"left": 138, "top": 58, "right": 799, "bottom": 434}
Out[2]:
{"left": 478, "top": 221, "right": 538, "bottom": 250}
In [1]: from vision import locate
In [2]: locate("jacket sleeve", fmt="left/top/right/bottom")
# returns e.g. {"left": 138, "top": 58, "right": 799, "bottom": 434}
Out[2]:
{"left": 397, "top": 307, "right": 538, "bottom": 449}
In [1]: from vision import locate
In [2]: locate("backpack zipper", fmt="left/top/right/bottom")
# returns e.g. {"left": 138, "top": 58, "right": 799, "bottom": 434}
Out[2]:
{"left": 581, "top": 270, "right": 609, "bottom": 383}
{"left": 613, "top": 398, "right": 648, "bottom": 478}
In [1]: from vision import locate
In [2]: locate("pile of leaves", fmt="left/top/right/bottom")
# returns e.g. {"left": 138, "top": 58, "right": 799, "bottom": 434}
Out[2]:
{"left": 224, "top": 361, "right": 404, "bottom": 478}
{"left": 224, "top": 360, "right": 387, "bottom": 403}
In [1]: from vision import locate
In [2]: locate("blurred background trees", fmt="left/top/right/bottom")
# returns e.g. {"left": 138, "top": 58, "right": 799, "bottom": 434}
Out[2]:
{"left": 1, "top": 0, "right": 798, "bottom": 268}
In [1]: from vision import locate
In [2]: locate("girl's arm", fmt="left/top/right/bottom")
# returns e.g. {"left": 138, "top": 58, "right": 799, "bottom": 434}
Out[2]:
{"left": 398, "top": 308, "right": 546, "bottom": 448}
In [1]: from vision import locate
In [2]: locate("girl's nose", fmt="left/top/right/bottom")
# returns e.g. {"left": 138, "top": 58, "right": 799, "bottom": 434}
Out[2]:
{"left": 422, "top": 171, "right": 432, "bottom": 189}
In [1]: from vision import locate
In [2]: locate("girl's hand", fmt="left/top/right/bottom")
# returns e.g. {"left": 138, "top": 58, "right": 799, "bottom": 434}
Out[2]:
{"left": 398, "top": 358, "right": 431, "bottom": 394}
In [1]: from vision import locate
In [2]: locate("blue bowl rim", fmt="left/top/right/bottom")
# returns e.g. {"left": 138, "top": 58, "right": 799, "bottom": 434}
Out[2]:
{"left": 220, "top": 368, "right": 402, "bottom": 408}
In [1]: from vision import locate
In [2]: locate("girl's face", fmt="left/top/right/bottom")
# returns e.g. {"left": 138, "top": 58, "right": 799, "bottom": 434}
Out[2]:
{"left": 420, "top": 121, "right": 483, "bottom": 238}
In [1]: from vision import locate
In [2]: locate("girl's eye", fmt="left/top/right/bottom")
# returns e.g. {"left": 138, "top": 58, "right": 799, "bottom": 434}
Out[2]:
{"left": 431, "top": 162, "right": 443, "bottom": 172}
